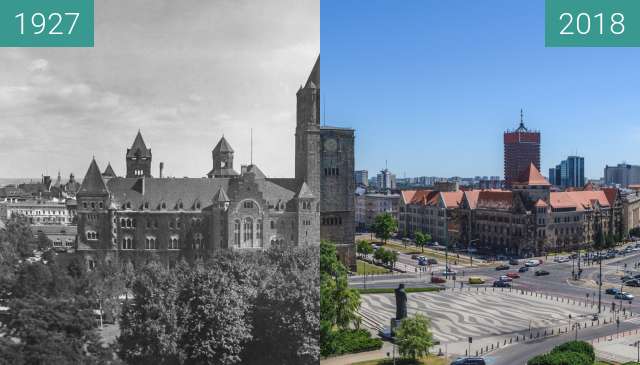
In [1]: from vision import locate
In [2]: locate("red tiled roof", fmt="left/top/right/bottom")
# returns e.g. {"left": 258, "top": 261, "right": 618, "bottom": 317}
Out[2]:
{"left": 463, "top": 190, "right": 480, "bottom": 209}
{"left": 534, "top": 199, "right": 547, "bottom": 207}
{"left": 514, "top": 163, "right": 550, "bottom": 186}
{"left": 441, "top": 191, "right": 464, "bottom": 208}
{"left": 476, "top": 191, "right": 514, "bottom": 210}
{"left": 549, "top": 191, "right": 610, "bottom": 211}
{"left": 601, "top": 188, "right": 618, "bottom": 206}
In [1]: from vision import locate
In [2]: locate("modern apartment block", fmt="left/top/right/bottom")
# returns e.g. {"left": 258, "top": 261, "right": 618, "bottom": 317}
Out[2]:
{"left": 504, "top": 111, "right": 540, "bottom": 188}
{"left": 604, "top": 163, "right": 640, "bottom": 187}
{"left": 549, "top": 156, "right": 585, "bottom": 188}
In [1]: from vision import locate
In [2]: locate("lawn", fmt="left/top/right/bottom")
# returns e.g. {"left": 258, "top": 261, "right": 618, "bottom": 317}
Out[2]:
{"left": 357, "top": 260, "right": 391, "bottom": 275}
{"left": 350, "top": 355, "right": 449, "bottom": 365}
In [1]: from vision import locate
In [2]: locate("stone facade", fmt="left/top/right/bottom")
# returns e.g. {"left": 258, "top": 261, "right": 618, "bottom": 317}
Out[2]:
{"left": 75, "top": 57, "right": 324, "bottom": 265}
{"left": 355, "top": 192, "right": 401, "bottom": 231}
{"left": 398, "top": 190, "right": 463, "bottom": 244}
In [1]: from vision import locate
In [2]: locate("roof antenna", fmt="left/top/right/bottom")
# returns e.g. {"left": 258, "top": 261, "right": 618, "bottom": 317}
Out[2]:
{"left": 520, "top": 108, "right": 524, "bottom": 127}
{"left": 250, "top": 128, "right": 253, "bottom": 166}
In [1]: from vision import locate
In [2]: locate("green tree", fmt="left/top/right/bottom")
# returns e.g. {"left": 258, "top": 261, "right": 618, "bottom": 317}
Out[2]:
{"left": 414, "top": 231, "right": 432, "bottom": 253}
{"left": 371, "top": 213, "right": 398, "bottom": 244}
{"left": 356, "top": 240, "right": 373, "bottom": 259}
{"left": 395, "top": 314, "right": 434, "bottom": 360}
{"left": 0, "top": 217, "right": 34, "bottom": 258}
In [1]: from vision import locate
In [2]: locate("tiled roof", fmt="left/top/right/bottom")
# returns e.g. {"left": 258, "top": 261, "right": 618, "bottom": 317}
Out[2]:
{"left": 441, "top": 191, "right": 464, "bottom": 208}
{"left": 213, "top": 186, "right": 230, "bottom": 202}
{"left": 296, "top": 182, "right": 314, "bottom": 199}
{"left": 534, "top": 199, "right": 548, "bottom": 207}
{"left": 476, "top": 191, "right": 514, "bottom": 210}
{"left": 213, "top": 136, "right": 234, "bottom": 153}
{"left": 463, "top": 190, "right": 481, "bottom": 209}
{"left": 78, "top": 159, "right": 109, "bottom": 195}
{"left": 601, "top": 188, "right": 618, "bottom": 206}
{"left": 549, "top": 191, "right": 611, "bottom": 211}
{"left": 244, "top": 164, "right": 266, "bottom": 178}
{"left": 0, "top": 220, "right": 5, "bottom": 231}
{"left": 514, "top": 163, "right": 550, "bottom": 186}
{"left": 126, "top": 131, "right": 151, "bottom": 158}
{"left": 102, "top": 163, "right": 116, "bottom": 177}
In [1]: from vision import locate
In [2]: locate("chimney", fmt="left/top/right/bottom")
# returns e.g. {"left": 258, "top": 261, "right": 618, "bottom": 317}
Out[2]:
{"left": 159, "top": 162, "right": 164, "bottom": 178}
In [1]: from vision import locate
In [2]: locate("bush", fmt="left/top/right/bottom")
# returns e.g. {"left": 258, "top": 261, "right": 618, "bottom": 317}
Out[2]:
{"left": 321, "top": 329, "right": 383, "bottom": 357}
{"left": 551, "top": 341, "right": 595, "bottom": 362}
{"left": 527, "top": 351, "right": 591, "bottom": 365}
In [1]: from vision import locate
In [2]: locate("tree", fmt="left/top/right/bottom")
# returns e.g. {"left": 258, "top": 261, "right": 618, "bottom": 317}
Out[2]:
{"left": 117, "top": 262, "right": 182, "bottom": 365}
{"left": 395, "top": 314, "right": 434, "bottom": 360}
{"left": 371, "top": 213, "right": 398, "bottom": 244}
{"left": 177, "top": 266, "right": 254, "bottom": 365}
{"left": 414, "top": 231, "right": 432, "bottom": 253}
{"left": 0, "top": 217, "right": 35, "bottom": 258}
{"left": 1, "top": 295, "right": 110, "bottom": 364}
{"left": 36, "top": 232, "right": 52, "bottom": 252}
{"left": 356, "top": 240, "right": 373, "bottom": 259}
{"left": 243, "top": 246, "right": 320, "bottom": 365}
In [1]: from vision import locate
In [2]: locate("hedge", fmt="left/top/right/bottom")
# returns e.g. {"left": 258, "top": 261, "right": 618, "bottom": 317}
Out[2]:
{"left": 321, "top": 329, "right": 383, "bottom": 357}
{"left": 527, "top": 341, "right": 595, "bottom": 365}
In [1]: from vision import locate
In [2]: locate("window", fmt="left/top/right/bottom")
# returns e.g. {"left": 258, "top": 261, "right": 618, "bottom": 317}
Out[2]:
{"left": 244, "top": 218, "right": 253, "bottom": 243}
{"left": 243, "top": 201, "right": 254, "bottom": 209}
{"left": 256, "top": 219, "right": 263, "bottom": 240}
{"left": 83, "top": 202, "right": 87, "bottom": 209}
{"left": 145, "top": 236, "right": 158, "bottom": 250}
{"left": 122, "top": 237, "right": 132, "bottom": 250}
{"left": 144, "top": 202, "right": 149, "bottom": 209}
{"left": 193, "top": 233, "right": 203, "bottom": 249}
{"left": 99, "top": 202, "right": 103, "bottom": 209}
{"left": 86, "top": 231, "right": 98, "bottom": 240}
{"left": 234, "top": 220, "right": 241, "bottom": 246}
{"left": 271, "top": 220, "right": 275, "bottom": 229}
{"left": 91, "top": 202, "right": 95, "bottom": 209}
{"left": 169, "top": 236, "right": 180, "bottom": 250}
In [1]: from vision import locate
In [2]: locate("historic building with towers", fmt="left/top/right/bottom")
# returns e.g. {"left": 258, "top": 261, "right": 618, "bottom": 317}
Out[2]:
{"left": 74, "top": 57, "right": 345, "bottom": 265}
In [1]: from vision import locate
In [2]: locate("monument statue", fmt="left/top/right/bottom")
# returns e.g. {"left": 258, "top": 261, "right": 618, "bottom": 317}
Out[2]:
{"left": 394, "top": 283, "right": 407, "bottom": 320}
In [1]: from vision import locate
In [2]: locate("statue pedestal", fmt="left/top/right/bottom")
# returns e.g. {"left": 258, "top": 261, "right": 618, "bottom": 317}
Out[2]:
{"left": 390, "top": 318, "right": 402, "bottom": 334}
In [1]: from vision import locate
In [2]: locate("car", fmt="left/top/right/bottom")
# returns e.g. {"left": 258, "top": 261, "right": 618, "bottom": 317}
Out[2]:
{"left": 411, "top": 254, "right": 420, "bottom": 260}
{"left": 525, "top": 260, "right": 541, "bottom": 267}
{"left": 509, "top": 259, "right": 519, "bottom": 265}
{"left": 451, "top": 357, "right": 486, "bottom": 365}
{"left": 468, "top": 277, "right": 485, "bottom": 284}
{"left": 431, "top": 276, "right": 446, "bottom": 284}
{"left": 498, "top": 275, "right": 512, "bottom": 282}
{"left": 534, "top": 270, "right": 550, "bottom": 276}
{"left": 495, "top": 264, "right": 510, "bottom": 271}
{"left": 605, "top": 288, "right": 621, "bottom": 295}
{"left": 441, "top": 269, "right": 457, "bottom": 276}
{"left": 615, "top": 292, "right": 634, "bottom": 301}
{"left": 427, "top": 258, "right": 438, "bottom": 265}
{"left": 506, "top": 272, "right": 520, "bottom": 279}
{"left": 558, "top": 257, "right": 570, "bottom": 263}
{"left": 493, "top": 280, "right": 511, "bottom": 288}
{"left": 625, "top": 279, "right": 640, "bottom": 287}
{"left": 518, "top": 266, "right": 529, "bottom": 273}
{"left": 622, "top": 275, "right": 633, "bottom": 282}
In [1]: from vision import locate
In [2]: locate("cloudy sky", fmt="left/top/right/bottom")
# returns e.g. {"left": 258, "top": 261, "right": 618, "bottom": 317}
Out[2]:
{"left": 0, "top": 0, "right": 318, "bottom": 180}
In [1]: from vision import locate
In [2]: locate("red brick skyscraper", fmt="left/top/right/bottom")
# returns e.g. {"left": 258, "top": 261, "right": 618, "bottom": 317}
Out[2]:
{"left": 504, "top": 110, "right": 540, "bottom": 188}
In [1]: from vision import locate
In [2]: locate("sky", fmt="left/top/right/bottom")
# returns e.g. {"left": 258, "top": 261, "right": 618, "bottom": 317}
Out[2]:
{"left": 0, "top": 0, "right": 318, "bottom": 180}
{"left": 321, "top": 0, "right": 640, "bottom": 180}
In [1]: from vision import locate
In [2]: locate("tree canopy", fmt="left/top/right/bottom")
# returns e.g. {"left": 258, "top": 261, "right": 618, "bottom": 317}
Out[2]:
{"left": 371, "top": 213, "right": 398, "bottom": 244}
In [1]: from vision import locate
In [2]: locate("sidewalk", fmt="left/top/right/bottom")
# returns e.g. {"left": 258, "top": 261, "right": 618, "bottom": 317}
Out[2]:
{"left": 593, "top": 329, "right": 640, "bottom": 363}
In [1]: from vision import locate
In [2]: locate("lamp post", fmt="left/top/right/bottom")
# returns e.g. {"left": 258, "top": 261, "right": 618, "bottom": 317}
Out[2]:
{"left": 468, "top": 238, "right": 479, "bottom": 267}
{"left": 598, "top": 252, "right": 603, "bottom": 314}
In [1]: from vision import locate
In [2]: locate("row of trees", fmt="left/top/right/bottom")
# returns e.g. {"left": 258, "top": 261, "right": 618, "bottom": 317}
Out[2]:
{"left": 0, "top": 217, "right": 320, "bottom": 365}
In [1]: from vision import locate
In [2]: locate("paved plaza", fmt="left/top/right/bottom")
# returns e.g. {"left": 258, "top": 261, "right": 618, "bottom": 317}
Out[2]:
{"left": 359, "top": 288, "right": 595, "bottom": 343}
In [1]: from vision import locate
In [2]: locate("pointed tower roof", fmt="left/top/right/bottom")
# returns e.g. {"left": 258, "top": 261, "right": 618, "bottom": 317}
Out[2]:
{"left": 244, "top": 164, "right": 266, "bottom": 179}
{"left": 102, "top": 162, "right": 116, "bottom": 177}
{"left": 515, "top": 163, "right": 550, "bottom": 186}
{"left": 305, "top": 55, "right": 319, "bottom": 89}
{"left": 212, "top": 186, "right": 230, "bottom": 202}
{"left": 296, "top": 182, "right": 314, "bottom": 199}
{"left": 78, "top": 158, "right": 109, "bottom": 195}
{"left": 213, "top": 136, "right": 234, "bottom": 153}
{"left": 126, "top": 130, "right": 151, "bottom": 158}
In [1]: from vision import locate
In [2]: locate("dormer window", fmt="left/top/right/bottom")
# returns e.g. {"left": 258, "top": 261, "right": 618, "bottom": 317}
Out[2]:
{"left": 144, "top": 202, "right": 149, "bottom": 209}
{"left": 161, "top": 202, "right": 166, "bottom": 210}
{"left": 195, "top": 201, "right": 201, "bottom": 210}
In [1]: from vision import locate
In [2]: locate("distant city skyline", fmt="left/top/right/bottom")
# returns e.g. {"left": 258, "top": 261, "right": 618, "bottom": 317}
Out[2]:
{"left": 321, "top": 0, "right": 640, "bottom": 180}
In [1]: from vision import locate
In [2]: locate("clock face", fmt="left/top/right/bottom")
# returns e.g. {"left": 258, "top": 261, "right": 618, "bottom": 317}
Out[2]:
{"left": 324, "top": 138, "right": 337, "bottom": 152}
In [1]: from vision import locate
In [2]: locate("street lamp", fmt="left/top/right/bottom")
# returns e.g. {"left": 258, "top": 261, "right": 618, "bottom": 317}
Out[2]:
{"left": 468, "top": 238, "right": 479, "bottom": 267}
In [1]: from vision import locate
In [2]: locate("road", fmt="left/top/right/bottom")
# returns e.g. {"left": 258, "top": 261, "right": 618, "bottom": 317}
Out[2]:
{"left": 489, "top": 320, "right": 638, "bottom": 365}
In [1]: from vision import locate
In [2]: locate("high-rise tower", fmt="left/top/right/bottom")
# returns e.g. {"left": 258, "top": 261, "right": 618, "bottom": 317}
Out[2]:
{"left": 504, "top": 110, "right": 540, "bottom": 188}
{"left": 295, "top": 56, "right": 321, "bottom": 197}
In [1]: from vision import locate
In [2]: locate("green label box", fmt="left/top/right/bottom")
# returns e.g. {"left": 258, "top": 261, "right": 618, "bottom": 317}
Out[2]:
{"left": 546, "top": 0, "right": 640, "bottom": 47}
{"left": 0, "top": 0, "right": 93, "bottom": 47}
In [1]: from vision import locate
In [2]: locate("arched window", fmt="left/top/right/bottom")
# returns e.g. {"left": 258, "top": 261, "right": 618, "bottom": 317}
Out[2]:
{"left": 234, "top": 220, "right": 241, "bottom": 246}
{"left": 122, "top": 237, "right": 132, "bottom": 250}
{"left": 145, "top": 236, "right": 157, "bottom": 250}
{"left": 169, "top": 236, "right": 180, "bottom": 250}
{"left": 244, "top": 217, "right": 253, "bottom": 244}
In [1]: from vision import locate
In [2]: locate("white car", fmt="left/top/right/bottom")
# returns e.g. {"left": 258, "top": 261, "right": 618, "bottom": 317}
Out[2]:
{"left": 525, "top": 260, "right": 541, "bottom": 267}
{"left": 499, "top": 275, "right": 512, "bottom": 282}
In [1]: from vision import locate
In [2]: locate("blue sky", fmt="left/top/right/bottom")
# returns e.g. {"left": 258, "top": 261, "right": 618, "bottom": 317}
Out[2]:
{"left": 321, "top": 0, "right": 640, "bottom": 180}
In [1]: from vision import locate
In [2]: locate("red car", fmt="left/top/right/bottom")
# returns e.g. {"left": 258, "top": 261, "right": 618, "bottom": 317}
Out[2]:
{"left": 431, "top": 276, "right": 446, "bottom": 284}
{"left": 506, "top": 272, "right": 520, "bottom": 279}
